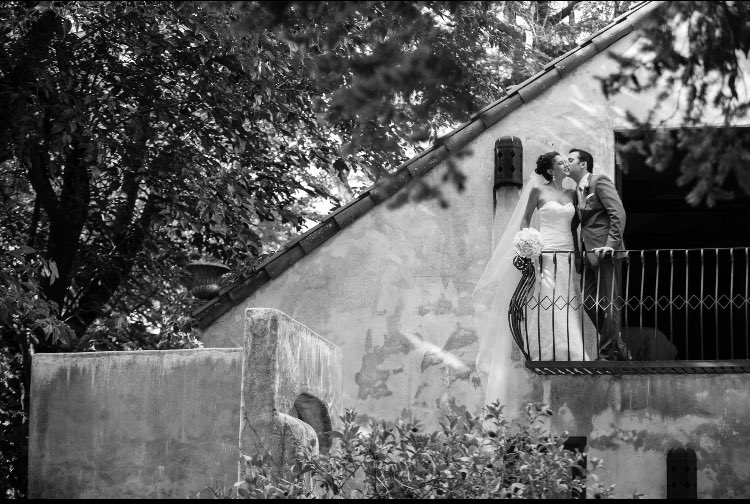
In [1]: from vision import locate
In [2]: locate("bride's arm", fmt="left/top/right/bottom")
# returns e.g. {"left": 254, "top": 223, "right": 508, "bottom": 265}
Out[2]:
{"left": 520, "top": 186, "right": 540, "bottom": 229}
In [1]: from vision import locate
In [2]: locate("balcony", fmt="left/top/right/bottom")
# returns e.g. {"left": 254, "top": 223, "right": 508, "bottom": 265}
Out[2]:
{"left": 509, "top": 248, "right": 750, "bottom": 375}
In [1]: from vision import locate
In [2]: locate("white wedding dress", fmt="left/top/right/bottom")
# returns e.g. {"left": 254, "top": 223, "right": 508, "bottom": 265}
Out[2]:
{"left": 524, "top": 201, "right": 588, "bottom": 361}
{"left": 475, "top": 176, "right": 588, "bottom": 411}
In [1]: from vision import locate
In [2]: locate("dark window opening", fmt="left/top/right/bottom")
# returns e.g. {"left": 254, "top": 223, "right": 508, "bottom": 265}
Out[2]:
{"left": 666, "top": 446, "right": 697, "bottom": 499}
{"left": 617, "top": 128, "right": 750, "bottom": 361}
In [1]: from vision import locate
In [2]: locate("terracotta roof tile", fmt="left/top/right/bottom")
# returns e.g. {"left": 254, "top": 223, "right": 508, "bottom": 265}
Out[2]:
{"left": 332, "top": 194, "right": 377, "bottom": 230}
{"left": 262, "top": 244, "right": 306, "bottom": 279}
{"left": 517, "top": 68, "right": 563, "bottom": 103}
{"left": 370, "top": 167, "right": 413, "bottom": 203}
{"left": 592, "top": 21, "right": 635, "bottom": 52}
{"left": 299, "top": 218, "right": 340, "bottom": 254}
{"left": 441, "top": 119, "right": 486, "bottom": 153}
{"left": 406, "top": 145, "right": 450, "bottom": 178}
{"left": 554, "top": 43, "right": 600, "bottom": 77}
{"left": 474, "top": 93, "right": 524, "bottom": 128}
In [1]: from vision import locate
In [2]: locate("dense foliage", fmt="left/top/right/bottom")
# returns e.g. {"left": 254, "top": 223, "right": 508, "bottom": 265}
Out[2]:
{"left": 232, "top": 403, "right": 619, "bottom": 499}
{"left": 0, "top": 0, "right": 622, "bottom": 349}
{"left": 602, "top": 0, "right": 750, "bottom": 207}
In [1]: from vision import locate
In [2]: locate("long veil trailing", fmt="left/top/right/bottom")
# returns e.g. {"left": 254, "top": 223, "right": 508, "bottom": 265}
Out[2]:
{"left": 474, "top": 174, "right": 545, "bottom": 411}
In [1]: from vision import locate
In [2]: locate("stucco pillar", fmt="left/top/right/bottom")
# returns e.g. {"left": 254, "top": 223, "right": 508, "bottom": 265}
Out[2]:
{"left": 238, "top": 308, "right": 343, "bottom": 480}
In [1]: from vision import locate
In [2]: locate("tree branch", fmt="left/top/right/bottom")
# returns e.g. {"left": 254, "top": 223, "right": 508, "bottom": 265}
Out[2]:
{"left": 68, "top": 192, "right": 159, "bottom": 337}
{"left": 547, "top": 1, "right": 582, "bottom": 26}
{"left": 24, "top": 145, "right": 61, "bottom": 228}
{"left": 43, "top": 144, "right": 92, "bottom": 310}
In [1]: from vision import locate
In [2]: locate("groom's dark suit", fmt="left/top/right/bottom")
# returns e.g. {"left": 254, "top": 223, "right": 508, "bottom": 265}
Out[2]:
{"left": 573, "top": 173, "right": 630, "bottom": 361}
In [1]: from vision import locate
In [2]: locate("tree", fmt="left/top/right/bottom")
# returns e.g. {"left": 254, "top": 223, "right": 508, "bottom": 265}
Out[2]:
{"left": 2, "top": 1, "right": 321, "bottom": 342}
{"left": 0, "top": 1, "right": 622, "bottom": 497}
{"left": 601, "top": 1, "right": 750, "bottom": 207}
{"left": 0, "top": 0, "right": 338, "bottom": 495}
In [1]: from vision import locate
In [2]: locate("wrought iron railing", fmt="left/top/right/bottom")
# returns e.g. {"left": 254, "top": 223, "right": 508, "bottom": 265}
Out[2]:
{"left": 509, "top": 248, "right": 750, "bottom": 370}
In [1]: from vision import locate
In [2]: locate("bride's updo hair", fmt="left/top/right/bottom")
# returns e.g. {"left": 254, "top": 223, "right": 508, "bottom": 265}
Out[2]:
{"left": 535, "top": 151, "right": 560, "bottom": 182}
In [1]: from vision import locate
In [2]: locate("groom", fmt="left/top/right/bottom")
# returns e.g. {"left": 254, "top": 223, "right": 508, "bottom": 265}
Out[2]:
{"left": 567, "top": 148, "right": 631, "bottom": 361}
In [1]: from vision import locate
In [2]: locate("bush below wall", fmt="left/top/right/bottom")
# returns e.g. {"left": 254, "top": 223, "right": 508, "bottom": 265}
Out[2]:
{"left": 235, "top": 403, "right": 631, "bottom": 499}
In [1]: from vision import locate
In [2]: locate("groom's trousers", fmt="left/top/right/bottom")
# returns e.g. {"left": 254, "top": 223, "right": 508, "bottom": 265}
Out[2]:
{"left": 581, "top": 255, "right": 629, "bottom": 360}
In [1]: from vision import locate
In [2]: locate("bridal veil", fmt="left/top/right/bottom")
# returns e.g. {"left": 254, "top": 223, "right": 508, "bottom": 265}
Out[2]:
{"left": 474, "top": 174, "right": 545, "bottom": 411}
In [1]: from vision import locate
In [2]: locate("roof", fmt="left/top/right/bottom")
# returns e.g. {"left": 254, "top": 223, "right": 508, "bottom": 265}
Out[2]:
{"left": 194, "top": 1, "right": 663, "bottom": 329}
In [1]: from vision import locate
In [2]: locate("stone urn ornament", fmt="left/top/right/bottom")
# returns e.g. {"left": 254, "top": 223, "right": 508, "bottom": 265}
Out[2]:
{"left": 185, "top": 259, "right": 231, "bottom": 300}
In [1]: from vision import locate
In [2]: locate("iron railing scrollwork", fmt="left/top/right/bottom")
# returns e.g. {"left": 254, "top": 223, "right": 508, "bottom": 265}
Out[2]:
{"left": 507, "top": 247, "right": 750, "bottom": 366}
{"left": 509, "top": 255, "right": 535, "bottom": 360}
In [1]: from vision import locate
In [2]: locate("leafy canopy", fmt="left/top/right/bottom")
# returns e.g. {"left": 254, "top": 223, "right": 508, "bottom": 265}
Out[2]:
{"left": 601, "top": 1, "right": 750, "bottom": 207}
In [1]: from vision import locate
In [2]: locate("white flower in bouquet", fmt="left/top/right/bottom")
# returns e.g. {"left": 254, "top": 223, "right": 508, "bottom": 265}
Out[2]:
{"left": 513, "top": 228, "right": 543, "bottom": 259}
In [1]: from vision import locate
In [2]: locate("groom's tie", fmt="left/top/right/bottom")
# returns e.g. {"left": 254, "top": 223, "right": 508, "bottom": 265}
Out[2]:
{"left": 577, "top": 185, "right": 585, "bottom": 251}
{"left": 577, "top": 186, "right": 586, "bottom": 210}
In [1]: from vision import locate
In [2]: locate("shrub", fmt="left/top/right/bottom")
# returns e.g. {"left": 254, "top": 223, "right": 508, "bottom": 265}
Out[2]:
{"left": 233, "top": 402, "right": 617, "bottom": 499}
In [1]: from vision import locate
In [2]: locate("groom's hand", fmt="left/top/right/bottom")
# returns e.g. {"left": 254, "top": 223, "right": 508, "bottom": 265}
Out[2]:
{"left": 593, "top": 246, "right": 614, "bottom": 256}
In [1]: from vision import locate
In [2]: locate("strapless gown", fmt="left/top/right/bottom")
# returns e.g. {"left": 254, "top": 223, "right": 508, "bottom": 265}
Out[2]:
{"left": 525, "top": 201, "right": 588, "bottom": 361}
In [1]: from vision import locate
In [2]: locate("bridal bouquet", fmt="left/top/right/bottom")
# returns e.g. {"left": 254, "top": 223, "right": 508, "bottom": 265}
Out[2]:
{"left": 513, "top": 228, "right": 543, "bottom": 259}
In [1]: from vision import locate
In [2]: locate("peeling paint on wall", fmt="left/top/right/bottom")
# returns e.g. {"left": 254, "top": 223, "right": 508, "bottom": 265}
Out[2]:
{"left": 200, "top": 28, "right": 750, "bottom": 499}
{"left": 355, "top": 326, "right": 419, "bottom": 400}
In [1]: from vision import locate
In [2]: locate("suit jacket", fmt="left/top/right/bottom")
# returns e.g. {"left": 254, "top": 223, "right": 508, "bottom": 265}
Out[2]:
{"left": 574, "top": 173, "right": 627, "bottom": 267}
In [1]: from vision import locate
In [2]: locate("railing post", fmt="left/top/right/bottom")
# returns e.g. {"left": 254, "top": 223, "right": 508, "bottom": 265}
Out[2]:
{"left": 745, "top": 248, "right": 749, "bottom": 360}
{"left": 517, "top": 246, "right": 750, "bottom": 368}
{"left": 730, "top": 249, "right": 735, "bottom": 360}
{"left": 685, "top": 249, "right": 690, "bottom": 359}
{"left": 552, "top": 252, "right": 558, "bottom": 361}
{"left": 655, "top": 250, "right": 660, "bottom": 360}
{"left": 537, "top": 254, "right": 543, "bottom": 361}
{"left": 509, "top": 255, "right": 536, "bottom": 360}
{"left": 640, "top": 251, "right": 646, "bottom": 358}
{"left": 566, "top": 251, "right": 573, "bottom": 361}
{"left": 700, "top": 250, "right": 705, "bottom": 360}
{"left": 669, "top": 250, "right": 674, "bottom": 354}
{"left": 715, "top": 249, "right": 720, "bottom": 359}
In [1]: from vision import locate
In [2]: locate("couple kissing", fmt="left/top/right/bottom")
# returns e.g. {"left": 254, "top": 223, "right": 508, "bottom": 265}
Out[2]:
{"left": 523, "top": 148, "right": 630, "bottom": 362}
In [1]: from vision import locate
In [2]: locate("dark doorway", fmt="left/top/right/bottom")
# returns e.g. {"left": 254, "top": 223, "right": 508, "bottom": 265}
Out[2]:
{"left": 291, "top": 393, "right": 333, "bottom": 453}
{"left": 563, "top": 436, "right": 587, "bottom": 499}
{"left": 616, "top": 128, "right": 750, "bottom": 360}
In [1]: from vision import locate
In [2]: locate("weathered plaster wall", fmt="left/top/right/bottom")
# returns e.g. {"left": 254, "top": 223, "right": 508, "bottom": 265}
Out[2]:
{"left": 201, "top": 27, "right": 750, "bottom": 498}
{"left": 201, "top": 30, "right": 657, "bottom": 429}
{"left": 240, "top": 308, "right": 344, "bottom": 474}
{"left": 527, "top": 374, "right": 750, "bottom": 498}
{"left": 29, "top": 312, "right": 344, "bottom": 499}
{"left": 28, "top": 349, "right": 243, "bottom": 499}
{"left": 204, "top": 150, "right": 492, "bottom": 426}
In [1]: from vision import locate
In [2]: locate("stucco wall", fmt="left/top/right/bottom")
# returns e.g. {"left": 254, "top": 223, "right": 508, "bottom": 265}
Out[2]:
{"left": 201, "top": 28, "right": 750, "bottom": 498}
{"left": 201, "top": 30, "right": 653, "bottom": 429}
{"left": 534, "top": 373, "right": 750, "bottom": 498}
{"left": 28, "top": 349, "right": 242, "bottom": 499}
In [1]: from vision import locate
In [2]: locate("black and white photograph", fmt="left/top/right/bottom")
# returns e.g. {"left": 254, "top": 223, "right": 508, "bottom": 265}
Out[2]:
{"left": 2, "top": 0, "right": 749, "bottom": 499}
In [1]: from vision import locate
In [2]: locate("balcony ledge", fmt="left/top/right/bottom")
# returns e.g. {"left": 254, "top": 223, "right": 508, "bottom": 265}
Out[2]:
{"left": 526, "top": 360, "right": 750, "bottom": 375}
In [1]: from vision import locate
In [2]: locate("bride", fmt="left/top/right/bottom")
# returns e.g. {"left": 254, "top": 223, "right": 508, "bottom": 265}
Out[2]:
{"left": 474, "top": 151, "right": 588, "bottom": 408}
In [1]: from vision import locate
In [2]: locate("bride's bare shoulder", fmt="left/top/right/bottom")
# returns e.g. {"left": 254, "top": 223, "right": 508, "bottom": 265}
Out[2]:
{"left": 528, "top": 185, "right": 543, "bottom": 198}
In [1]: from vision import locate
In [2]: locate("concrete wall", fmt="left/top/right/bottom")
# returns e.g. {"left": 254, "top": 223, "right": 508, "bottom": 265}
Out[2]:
{"left": 29, "top": 310, "right": 345, "bottom": 498}
{"left": 535, "top": 374, "right": 750, "bottom": 498}
{"left": 201, "top": 28, "right": 750, "bottom": 498}
{"left": 240, "top": 308, "right": 343, "bottom": 474}
{"left": 29, "top": 349, "right": 243, "bottom": 499}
